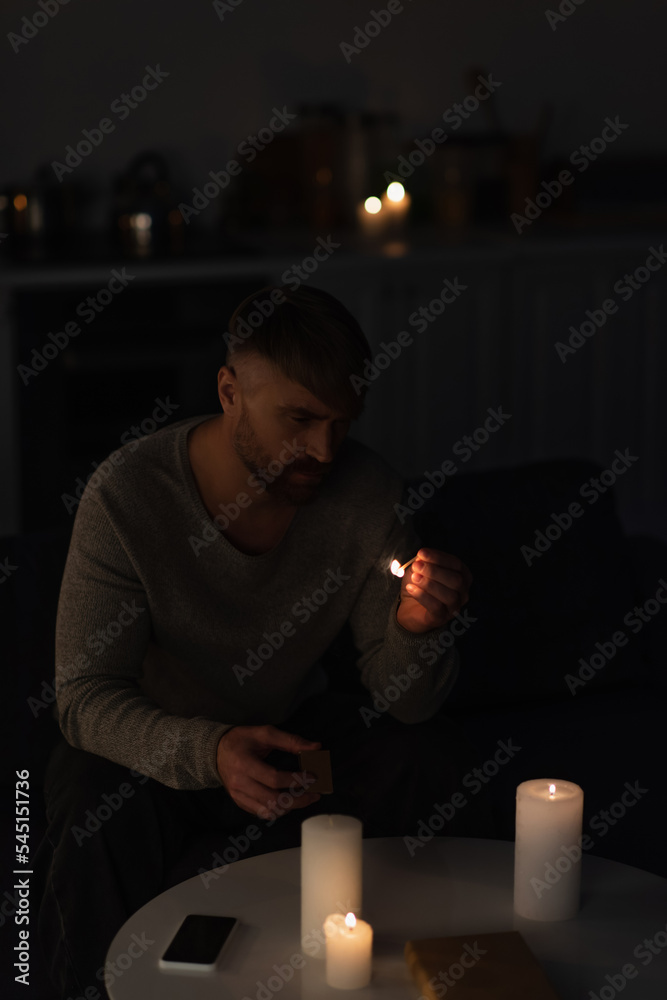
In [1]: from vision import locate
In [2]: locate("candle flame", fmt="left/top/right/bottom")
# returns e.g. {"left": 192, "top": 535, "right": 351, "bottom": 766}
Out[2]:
{"left": 549, "top": 783, "right": 556, "bottom": 797}
{"left": 390, "top": 559, "right": 404, "bottom": 577}
{"left": 364, "top": 196, "right": 382, "bottom": 215}
{"left": 345, "top": 912, "right": 356, "bottom": 929}
{"left": 386, "top": 181, "right": 405, "bottom": 202}
{"left": 129, "top": 212, "right": 152, "bottom": 230}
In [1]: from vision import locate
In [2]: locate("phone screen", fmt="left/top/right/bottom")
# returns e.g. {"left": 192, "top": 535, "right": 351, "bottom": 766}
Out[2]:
{"left": 161, "top": 914, "right": 238, "bottom": 966}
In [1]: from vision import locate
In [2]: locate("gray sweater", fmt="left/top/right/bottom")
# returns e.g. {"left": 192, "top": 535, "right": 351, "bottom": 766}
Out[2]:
{"left": 54, "top": 414, "right": 460, "bottom": 789}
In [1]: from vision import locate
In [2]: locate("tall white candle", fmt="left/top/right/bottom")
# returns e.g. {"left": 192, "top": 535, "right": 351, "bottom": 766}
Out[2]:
{"left": 380, "top": 182, "right": 411, "bottom": 235}
{"left": 514, "top": 778, "right": 584, "bottom": 921}
{"left": 301, "top": 815, "right": 362, "bottom": 959}
{"left": 324, "top": 912, "right": 373, "bottom": 989}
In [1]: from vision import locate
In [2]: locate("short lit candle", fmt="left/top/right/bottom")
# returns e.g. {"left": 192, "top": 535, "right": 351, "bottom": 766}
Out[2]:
{"left": 514, "top": 778, "right": 584, "bottom": 921}
{"left": 324, "top": 911, "right": 373, "bottom": 989}
{"left": 380, "top": 182, "right": 411, "bottom": 233}
{"left": 301, "top": 815, "right": 362, "bottom": 959}
{"left": 356, "top": 195, "right": 385, "bottom": 237}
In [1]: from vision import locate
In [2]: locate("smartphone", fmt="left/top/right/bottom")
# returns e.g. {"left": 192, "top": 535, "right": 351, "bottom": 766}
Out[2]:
{"left": 159, "top": 914, "right": 239, "bottom": 971}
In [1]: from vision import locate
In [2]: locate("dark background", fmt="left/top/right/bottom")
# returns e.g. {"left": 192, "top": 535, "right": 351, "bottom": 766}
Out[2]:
{"left": 1, "top": 0, "right": 666, "bottom": 540}
{"left": 2, "top": 1, "right": 667, "bottom": 996}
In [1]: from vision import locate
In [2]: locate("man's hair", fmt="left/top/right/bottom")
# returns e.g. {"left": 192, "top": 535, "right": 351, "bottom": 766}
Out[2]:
{"left": 225, "top": 285, "right": 372, "bottom": 419}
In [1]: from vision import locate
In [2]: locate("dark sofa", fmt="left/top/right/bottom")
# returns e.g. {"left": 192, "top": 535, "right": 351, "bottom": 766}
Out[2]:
{"left": 4, "top": 456, "right": 667, "bottom": 902}
{"left": 410, "top": 457, "right": 667, "bottom": 880}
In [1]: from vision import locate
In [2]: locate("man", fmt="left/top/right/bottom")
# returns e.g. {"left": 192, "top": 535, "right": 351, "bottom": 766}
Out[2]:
{"left": 34, "top": 284, "right": 485, "bottom": 1000}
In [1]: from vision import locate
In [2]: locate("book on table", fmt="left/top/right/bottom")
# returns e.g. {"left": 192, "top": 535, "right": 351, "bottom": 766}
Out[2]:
{"left": 404, "top": 930, "right": 562, "bottom": 999}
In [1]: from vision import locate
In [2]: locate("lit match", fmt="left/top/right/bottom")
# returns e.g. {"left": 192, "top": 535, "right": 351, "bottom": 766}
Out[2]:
{"left": 390, "top": 555, "right": 418, "bottom": 578}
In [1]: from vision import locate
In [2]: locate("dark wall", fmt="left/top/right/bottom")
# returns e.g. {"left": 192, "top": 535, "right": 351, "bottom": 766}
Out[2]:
{"left": 2, "top": 0, "right": 666, "bottom": 226}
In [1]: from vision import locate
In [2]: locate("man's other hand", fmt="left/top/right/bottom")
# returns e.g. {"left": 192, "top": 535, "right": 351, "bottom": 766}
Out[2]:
{"left": 216, "top": 724, "right": 322, "bottom": 819}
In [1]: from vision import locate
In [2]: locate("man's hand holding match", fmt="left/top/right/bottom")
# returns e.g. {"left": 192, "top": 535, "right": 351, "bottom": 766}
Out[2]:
{"left": 216, "top": 724, "right": 322, "bottom": 819}
{"left": 396, "top": 547, "right": 473, "bottom": 633}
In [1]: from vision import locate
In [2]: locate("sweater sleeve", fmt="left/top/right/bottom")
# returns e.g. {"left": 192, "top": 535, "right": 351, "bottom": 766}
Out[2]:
{"left": 347, "top": 496, "right": 460, "bottom": 723}
{"left": 55, "top": 490, "right": 230, "bottom": 789}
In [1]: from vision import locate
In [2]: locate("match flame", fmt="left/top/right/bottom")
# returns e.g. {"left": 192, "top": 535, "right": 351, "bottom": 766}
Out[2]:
{"left": 345, "top": 912, "right": 356, "bottom": 929}
{"left": 390, "top": 559, "right": 404, "bottom": 577}
{"left": 549, "top": 783, "right": 556, "bottom": 798}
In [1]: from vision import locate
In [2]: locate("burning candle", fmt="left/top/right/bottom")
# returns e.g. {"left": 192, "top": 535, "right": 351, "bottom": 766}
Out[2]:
{"left": 356, "top": 195, "right": 385, "bottom": 237}
{"left": 324, "top": 911, "right": 373, "bottom": 989}
{"left": 380, "top": 181, "right": 411, "bottom": 233}
{"left": 301, "top": 815, "right": 362, "bottom": 959}
{"left": 513, "top": 778, "right": 584, "bottom": 921}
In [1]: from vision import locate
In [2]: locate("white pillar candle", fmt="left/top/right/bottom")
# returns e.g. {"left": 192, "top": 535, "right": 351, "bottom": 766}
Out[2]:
{"left": 514, "top": 778, "right": 584, "bottom": 921}
{"left": 356, "top": 196, "right": 385, "bottom": 238}
{"left": 380, "top": 183, "right": 411, "bottom": 233}
{"left": 324, "top": 912, "right": 373, "bottom": 989}
{"left": 301, "top": 815, "right": 362, "bottom": 960}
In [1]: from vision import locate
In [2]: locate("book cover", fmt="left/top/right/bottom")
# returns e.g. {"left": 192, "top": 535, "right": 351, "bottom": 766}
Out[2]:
{"left": 404, "top": 930, "right": 562, "bottom": 999}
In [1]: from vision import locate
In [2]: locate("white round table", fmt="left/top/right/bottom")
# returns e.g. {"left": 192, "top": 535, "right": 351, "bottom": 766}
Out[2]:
{"left": 106, "top": 837, "right": 667, "bottom": 999}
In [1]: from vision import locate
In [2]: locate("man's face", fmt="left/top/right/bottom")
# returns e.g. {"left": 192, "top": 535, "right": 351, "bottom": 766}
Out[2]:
{"left": 227, "top": 359, "right": 351, "bottom": 506}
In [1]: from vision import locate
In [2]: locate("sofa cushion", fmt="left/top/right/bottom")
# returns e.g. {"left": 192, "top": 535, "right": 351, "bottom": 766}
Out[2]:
{"left": 446, "top": 684, "right": 667, "bottom": 878}
{"left": 409, "top": 459, "right": 650, "bottom": 709}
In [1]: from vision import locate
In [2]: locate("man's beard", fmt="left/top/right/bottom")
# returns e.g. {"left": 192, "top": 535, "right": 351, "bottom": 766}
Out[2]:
{"left": 232, "top": 405, "right": 329, "bottom": 506}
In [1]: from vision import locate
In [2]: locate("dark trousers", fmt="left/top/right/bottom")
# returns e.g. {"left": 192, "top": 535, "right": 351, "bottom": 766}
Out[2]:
{"left": 32, "top": 690, "right": 496, "bottom": 1000}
